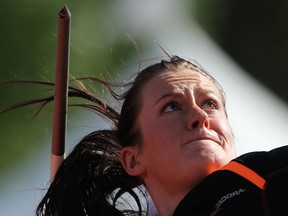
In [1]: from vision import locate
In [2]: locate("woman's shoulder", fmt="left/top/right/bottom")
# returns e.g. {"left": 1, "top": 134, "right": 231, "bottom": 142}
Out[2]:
{"left": 234, "top": 145, "right": 288, "bottom": 177}
{"left": 173, "top": 145, "right": 288, "bottom": 216}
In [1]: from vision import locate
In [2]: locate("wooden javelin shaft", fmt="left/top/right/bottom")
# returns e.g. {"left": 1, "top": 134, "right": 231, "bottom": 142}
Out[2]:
{"left": 50, "top": 5, "right": 71, "bottom": 181}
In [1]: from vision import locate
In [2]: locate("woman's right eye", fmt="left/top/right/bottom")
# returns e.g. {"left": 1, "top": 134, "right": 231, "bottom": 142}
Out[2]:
{"left": 163, "top": 102, "right": 182, "bottom": 113}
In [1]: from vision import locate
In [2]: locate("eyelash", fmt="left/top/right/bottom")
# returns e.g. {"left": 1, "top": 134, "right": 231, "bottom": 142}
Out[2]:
{"left": 162, "top": 102, "right": 182, "bottom": 113}
{"left": 202, "top": 99, "right": 219, "bottom": 110}
{"left": 162, "top": 99, "right": 219, "bottom": 113}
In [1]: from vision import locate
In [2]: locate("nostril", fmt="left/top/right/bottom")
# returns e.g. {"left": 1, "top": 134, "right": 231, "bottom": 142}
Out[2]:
{"left": 192, "top": 121, "right": 199, "bottom": 128}
{"left": 204, "top": 120, "right": 209, "bottom": 128}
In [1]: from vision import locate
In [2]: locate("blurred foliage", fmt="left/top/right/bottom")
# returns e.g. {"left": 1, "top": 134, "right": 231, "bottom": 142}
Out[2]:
{"left": 0, "top": 0, "right": 138, "bottom": 172}
{"left": 192, "top": 0, "right": 288, "bottom": 104}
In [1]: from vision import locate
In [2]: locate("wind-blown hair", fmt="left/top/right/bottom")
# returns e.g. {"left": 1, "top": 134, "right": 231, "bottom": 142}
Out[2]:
{"left": 36, "top": 130, "right": 144, "bottom": 216}
{"left": 0, "top": 55, "right": 226, "bottom": 216}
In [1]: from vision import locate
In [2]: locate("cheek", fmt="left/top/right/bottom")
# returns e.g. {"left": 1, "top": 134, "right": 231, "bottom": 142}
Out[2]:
{"left": 220, "top": 120, "right": 232, "bottom": 136}
{"left": 141, "top": 115, "right": 180, "bottom": 140}
{"left": 214, "top": 117, "right": 236, "bottom": 155}
{"left": 223, "top": 121, "right": 234, "bottom": 141}
{"left": 139, "top": 121, "right": 178, "bottom": 158}
{"left": 211, "top": 116, "right": 234, "bottom": 142}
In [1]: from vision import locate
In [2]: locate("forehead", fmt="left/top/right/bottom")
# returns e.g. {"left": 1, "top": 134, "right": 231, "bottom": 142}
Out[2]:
{"left": 142, "top": 69, "right": 221, "bottom": 97}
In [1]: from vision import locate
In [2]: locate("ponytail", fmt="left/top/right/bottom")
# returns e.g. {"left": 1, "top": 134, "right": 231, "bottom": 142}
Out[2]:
{"left": 36, "top": 130, "right": 144, "bottom": 216}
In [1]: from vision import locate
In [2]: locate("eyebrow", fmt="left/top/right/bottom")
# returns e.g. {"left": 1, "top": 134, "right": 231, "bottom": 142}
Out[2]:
{"left": 154, "top": 91, "right": 183, "bottom": 106}
{"left": 154, "top": 88, "right": 222, "bottom": 106}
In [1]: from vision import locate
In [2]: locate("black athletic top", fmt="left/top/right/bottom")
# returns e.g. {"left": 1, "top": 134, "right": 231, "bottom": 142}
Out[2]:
{"left": 173, "top": 145, "right": 288, "bottom": 216}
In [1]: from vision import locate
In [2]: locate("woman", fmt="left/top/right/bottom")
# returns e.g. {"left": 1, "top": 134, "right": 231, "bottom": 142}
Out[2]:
{"left": 32, "top": 55, "right": 236, "bottom": 215}
{"left": 118, "top": 56, "right": 236, "bottom": 215}
{"left": 2, "top": 55, "right": 287, "bottom": 215}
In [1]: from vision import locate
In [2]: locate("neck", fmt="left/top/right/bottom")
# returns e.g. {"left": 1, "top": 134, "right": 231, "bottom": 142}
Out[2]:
{"left": 145, "top": 182, "right": 194, "bottom": 216}
{"left": 143, "top": 169, "right": 209, "bottom": 215}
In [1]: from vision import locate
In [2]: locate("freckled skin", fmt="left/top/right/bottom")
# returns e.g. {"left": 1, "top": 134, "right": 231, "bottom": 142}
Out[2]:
{"left": 134, "top": 69, "right": 236, "bottom": 215}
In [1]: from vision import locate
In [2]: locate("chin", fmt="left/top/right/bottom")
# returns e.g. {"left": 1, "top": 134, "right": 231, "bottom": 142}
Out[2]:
{"left": 199, "top": 156, "right": 226, "bottom": 174}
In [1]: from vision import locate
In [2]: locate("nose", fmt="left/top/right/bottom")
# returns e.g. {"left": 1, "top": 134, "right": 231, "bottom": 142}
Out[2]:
{"left": 187, "top": 105, "right": 210, "bottom": 130}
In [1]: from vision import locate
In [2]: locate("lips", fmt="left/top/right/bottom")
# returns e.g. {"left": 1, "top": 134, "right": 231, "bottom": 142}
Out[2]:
{"left": 182, "top": 131, "right": 222, "bottom": 147}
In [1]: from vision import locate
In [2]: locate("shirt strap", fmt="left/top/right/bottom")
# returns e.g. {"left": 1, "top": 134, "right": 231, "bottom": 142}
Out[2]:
{"left": 219, "top": 161, "right": 266, "bottom": 190}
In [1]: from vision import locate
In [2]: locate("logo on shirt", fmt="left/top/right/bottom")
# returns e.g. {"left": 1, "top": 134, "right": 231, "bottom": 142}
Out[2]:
{"left": 215, "top": 188, "right": 245, "bottom": 209}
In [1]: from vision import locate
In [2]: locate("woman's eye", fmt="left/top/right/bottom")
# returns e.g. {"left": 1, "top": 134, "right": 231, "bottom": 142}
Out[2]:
{"left": 203, "top": 100, "right": 218, "bottom": 110}
{"left": 163, "top": 103, "right": 182, "bottom": 113}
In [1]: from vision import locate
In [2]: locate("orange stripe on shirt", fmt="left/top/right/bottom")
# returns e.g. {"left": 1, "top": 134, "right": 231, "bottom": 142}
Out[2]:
{"left": 219, "top": 161, "right": 266, "bottom": 190}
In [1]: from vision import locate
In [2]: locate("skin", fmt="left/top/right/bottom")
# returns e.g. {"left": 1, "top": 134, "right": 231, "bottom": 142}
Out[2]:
{"left": 121, "top": 69, "right": 236, "bottom": 216}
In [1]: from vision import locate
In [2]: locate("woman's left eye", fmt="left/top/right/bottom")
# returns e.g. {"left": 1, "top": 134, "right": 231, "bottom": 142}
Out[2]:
{"left": 203, "top": 100, "right": 218, "bottom": 110}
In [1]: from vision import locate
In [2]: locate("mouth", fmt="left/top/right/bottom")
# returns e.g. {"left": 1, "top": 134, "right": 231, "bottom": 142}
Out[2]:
{"left": 182, "top": 137, "right": 222, "bottom": 147}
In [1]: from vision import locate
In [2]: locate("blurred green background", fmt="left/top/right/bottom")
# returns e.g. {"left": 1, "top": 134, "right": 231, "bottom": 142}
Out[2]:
{"left": 1, "top": 0, "right": 288, "bottom": 187}
{"left": 0, "top": 0, "right": 137, "bottom": 174}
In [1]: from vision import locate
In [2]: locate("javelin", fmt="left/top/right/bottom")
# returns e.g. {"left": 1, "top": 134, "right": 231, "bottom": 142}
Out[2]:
{"left": 50, "top": 5, "right": 71, "bottom": 181}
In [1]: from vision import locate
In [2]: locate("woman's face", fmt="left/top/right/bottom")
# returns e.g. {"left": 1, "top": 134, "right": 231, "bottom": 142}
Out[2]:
{"left": 135, "top": 69, "right": 236, "bottom": 194}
